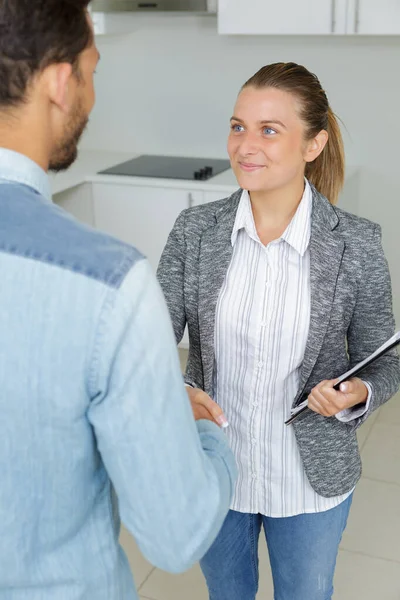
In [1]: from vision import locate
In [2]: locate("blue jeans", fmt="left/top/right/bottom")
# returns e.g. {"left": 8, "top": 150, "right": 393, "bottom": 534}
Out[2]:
{"left": 200, "top": 495, "right": 353, "bottom": 600}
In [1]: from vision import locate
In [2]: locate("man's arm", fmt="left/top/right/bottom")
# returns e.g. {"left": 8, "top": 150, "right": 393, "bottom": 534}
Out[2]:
{"left": 88, "top": 258, "right": 236, "bottom": 573}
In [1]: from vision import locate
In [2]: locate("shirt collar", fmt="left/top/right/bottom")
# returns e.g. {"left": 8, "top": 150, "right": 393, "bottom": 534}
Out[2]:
{"left": 0, "top": 148, "right": 52, "bottom": 203}
{"left": 231, "top": 179, "right": 312, "bottom": 256}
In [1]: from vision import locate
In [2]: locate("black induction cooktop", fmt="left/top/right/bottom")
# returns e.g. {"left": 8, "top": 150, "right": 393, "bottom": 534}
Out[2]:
{"left": 98, "top": 155, "right": 231, "bottom": 181}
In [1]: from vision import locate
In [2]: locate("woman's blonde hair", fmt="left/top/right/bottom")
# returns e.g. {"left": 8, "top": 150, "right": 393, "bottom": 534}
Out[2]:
{"left": 242, "top": 62, "right": 345, "bottom": 204}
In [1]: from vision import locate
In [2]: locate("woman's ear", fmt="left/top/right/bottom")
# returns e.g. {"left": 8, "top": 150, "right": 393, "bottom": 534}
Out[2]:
{"left": 304, "top": 130, "right": 329, "bottom": 163}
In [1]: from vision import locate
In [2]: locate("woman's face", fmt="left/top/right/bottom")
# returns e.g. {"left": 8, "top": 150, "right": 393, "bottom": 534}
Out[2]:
{"left": 228, "top": 86, "right": 323, "bottom": 194}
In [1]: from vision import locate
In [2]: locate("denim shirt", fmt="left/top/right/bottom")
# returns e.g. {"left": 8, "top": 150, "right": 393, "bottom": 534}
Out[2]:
{"left": 0, "top": 149, "right": 236, "bottom": 599}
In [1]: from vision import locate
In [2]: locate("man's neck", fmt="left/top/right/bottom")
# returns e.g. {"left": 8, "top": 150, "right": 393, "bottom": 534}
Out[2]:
{"left": 0, "top": 112, "right": 50, "bottom": 171}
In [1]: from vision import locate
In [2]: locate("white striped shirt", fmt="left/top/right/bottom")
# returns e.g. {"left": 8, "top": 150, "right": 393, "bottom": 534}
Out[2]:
{"left": 213, "top": 182, "right": 352, "bottom": 517}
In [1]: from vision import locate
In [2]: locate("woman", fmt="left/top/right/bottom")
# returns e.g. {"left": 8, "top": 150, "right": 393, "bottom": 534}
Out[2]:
{"left": 157, "top": 63, "right": 400, "bottom": 600}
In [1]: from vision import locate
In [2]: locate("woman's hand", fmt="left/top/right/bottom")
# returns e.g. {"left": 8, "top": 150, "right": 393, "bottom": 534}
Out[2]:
{"left": 307, "top": 377, "right": 368, "bottom": 417}
{"left": 186, "top": 387, "right": 229, "bottom": 428}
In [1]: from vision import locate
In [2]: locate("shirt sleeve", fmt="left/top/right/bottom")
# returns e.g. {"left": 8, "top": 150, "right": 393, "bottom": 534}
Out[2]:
{"left": 345, "top": 223, "right": 400, "bottom": 426}
{"left": 335, "top": 380, "right": 372, "bottom": 423}
{"left": 87, "top": 258, "right": 237, "bottom": 573}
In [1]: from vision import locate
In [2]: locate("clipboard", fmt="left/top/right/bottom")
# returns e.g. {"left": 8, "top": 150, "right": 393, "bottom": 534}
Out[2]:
{"left": 285, "top": 330, "right": 400, "bottom": 426}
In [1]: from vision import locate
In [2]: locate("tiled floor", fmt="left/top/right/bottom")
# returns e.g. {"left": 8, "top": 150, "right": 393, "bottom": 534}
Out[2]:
{"left": 121, "top": 349, "right": 400, "bottom": 599}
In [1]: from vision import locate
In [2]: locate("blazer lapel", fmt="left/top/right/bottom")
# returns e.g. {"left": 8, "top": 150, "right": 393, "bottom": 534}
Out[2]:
{"left": 295, "top": 190, "right": 345, "bottom": 404}
{"left": 198, "top": 191, "right": 241, "bottom": 395}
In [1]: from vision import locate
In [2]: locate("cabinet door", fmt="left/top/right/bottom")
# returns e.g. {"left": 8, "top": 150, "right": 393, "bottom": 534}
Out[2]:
{"left": 191, "top": 190, "right": 237, "bottom": 206}
{"left": 219, "top": 0, "right": 337, "bottom": 35}
{"left": 92, "top": 183, "right": 191, "bottom": 347}
{"left": 350, "top": 0, "right": 400, "bottom": 34}
{"left": 92, "top": 183, "right": 189, "bottom": 274}
{"left": 53, "top": 183, "right": 95, "bottom": 227}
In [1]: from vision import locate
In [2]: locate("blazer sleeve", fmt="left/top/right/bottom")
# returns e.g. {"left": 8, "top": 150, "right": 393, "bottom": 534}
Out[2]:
{"left": 347, "top": 223, "right": 400, "bottom": 424}
{"left": 157, "top": 210, "right": 187, "bottom": 345}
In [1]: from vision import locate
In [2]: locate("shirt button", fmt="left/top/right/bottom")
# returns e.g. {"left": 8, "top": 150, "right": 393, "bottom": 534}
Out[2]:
{"left": 261, "top": 321, "right": 267, "bottom": 328}
{"left": 252, "top": 473, "right": 257, "bottom": 480}
{"left": 258, "top": 361, "right": 263, "bottom": 369}
{"left": 253, "top": 401, "right": 259, "bottom": 408}
{"left": 252, "top": 437, "right": 257, "bottom": 445}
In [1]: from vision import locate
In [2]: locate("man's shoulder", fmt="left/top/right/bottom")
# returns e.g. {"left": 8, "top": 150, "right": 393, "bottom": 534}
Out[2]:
{"left": 0, "top": 183, "right": 144, "bottom": 289}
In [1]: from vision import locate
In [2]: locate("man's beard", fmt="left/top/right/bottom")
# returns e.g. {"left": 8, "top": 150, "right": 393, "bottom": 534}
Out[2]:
{"left": 49, "top": 97, "right": 89, "bottom": 173}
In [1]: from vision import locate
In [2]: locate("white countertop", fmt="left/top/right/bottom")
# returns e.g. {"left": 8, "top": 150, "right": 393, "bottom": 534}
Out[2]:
{"left": 50, "top": 149, "right": 239, "bottom": 196}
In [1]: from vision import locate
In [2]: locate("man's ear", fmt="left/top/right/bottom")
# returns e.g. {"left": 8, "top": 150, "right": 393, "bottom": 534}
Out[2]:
{"left": 41, "top": 62, "right": 74, "bottom": 113}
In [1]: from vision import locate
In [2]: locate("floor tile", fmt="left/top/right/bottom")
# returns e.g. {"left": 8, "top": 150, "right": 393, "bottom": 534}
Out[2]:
{"left": 361, "top": 423, "right": 400, "bottom": 485}
{"left": 256, "top": 535, "right": 274, "bottom": 598}
{"left": 334, "top": 549, "right": 400, "bottom": 600}
{"left": 119, "top": 526, "right": 154, "bottom": 589}
{"left": 140, "top": 563, "right": 208, "bottom": 600}
{"left": 377, "top": 392, "right": 400, "bottom": 427}
{"left": 340, "top": 478, "right": 400, "bottom": 562}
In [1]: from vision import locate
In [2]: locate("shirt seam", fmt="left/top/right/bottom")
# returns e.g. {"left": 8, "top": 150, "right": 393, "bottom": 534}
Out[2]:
{"left": 87, "top": 250, "right": 145, "bottom": 399}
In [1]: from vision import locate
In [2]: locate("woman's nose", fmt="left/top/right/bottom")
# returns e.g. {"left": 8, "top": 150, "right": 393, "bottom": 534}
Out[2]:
{"left": 237, "top": 132, "right": 261, "bottom": 156}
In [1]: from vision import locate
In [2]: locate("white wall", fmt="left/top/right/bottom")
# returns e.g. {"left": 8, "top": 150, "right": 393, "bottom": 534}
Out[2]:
{"left": 83, "top": 15, "right": 400, "bottom": 322}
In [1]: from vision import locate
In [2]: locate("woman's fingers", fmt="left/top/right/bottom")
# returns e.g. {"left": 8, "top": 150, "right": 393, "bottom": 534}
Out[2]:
{"left": 308, "top": 387, "right": 332, "bottom": 417}
{"left": 186, "top": 387, "right": 229, "bottom": 428}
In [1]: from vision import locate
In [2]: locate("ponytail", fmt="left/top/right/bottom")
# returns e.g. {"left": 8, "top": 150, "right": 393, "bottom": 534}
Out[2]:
{"left": 305, "top": 108, "right": 345, "bottom": 205}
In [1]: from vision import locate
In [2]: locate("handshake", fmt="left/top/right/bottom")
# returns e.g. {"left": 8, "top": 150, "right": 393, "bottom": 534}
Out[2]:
{"left": 186, "top": 386, "right": 229, "bottom": 429}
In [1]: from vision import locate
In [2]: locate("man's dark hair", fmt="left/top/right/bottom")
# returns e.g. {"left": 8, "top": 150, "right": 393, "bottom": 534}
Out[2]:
{"left": 0, "top": 0, "right": 92, "bottom": 108}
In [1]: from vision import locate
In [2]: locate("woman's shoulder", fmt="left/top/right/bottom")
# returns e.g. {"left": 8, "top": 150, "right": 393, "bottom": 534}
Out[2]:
{"left": 311, "top": 184, "right": 380, "bottom": 242}
{"left": 334, "top": 205, "right": 380, "bottom": 241}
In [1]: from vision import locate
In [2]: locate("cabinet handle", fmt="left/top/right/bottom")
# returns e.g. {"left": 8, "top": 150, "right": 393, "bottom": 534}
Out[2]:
{"left": 354, "top": 0, "right": 360, "bottom": 33}
{"left": 188, "top": 193, "right": 194, "bottom": 208}
{"left": 331, "top": 0, "right": 336, "bottom": 33}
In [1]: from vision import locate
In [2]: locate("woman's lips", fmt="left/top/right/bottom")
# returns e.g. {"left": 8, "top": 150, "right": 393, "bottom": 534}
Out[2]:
{"left": 239, "top": 162, "right": 265, "bottom": 172}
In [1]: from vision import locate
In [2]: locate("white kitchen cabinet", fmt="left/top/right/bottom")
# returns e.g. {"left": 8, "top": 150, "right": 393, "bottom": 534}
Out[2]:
{"left": 92, "top": 182, "right": 191, "bottom": 274}
{"left": 187, "top": 191, "right": 205, "bottom": 208}
{"left": 219, "top": 0, "right": 400, "bottom": 36}
{"left": 218, "top": 0, "right": 348, "bottom": 35}
{"left": 53, "top": 183, "right": 95, "bottom": 227}
{"left": 346, "top": 0, "right": 400, "bottom": 34}
{"left": 90, "top": 9, "right": 139, "bottom": 35}
{"left": 92, "top": 182, "right": 193, "bottom": 347}
{"left": 192, "top": 189, "right": 237, "bottom": 206}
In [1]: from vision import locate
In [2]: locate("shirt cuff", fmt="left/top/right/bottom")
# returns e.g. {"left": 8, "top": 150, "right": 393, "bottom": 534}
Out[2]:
{"left": 335, "top": 381, "right": 372, "bottom": 423}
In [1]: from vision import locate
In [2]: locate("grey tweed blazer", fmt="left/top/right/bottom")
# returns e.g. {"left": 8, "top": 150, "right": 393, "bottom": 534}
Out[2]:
{"left": 157, "top": 187, "right": 400, "bottom": 497}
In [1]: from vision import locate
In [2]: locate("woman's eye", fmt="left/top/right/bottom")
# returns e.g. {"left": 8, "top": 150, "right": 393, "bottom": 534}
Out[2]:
{"left": 263, "top": 127, "right": 277, "bottom": 135}
{"left": 231, "top": 124, "right": 244, "bottom": 132}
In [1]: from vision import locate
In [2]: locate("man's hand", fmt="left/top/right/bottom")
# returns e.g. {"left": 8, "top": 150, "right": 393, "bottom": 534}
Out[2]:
{"left": 308, "top": 377, "right": 368, "bottom": 417}
{"left": 186, "top": 387, "right": 229, "bottom": 428}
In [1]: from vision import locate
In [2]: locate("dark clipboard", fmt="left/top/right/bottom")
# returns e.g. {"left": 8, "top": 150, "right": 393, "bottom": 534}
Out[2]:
{"left": 285, "top": 330, "right": 400, "bottom": 426}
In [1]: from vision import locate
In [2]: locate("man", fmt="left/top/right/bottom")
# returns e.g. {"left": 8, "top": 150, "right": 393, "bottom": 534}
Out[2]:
{"left": 0, "top": 1, "right": 236, "bottom": 598}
